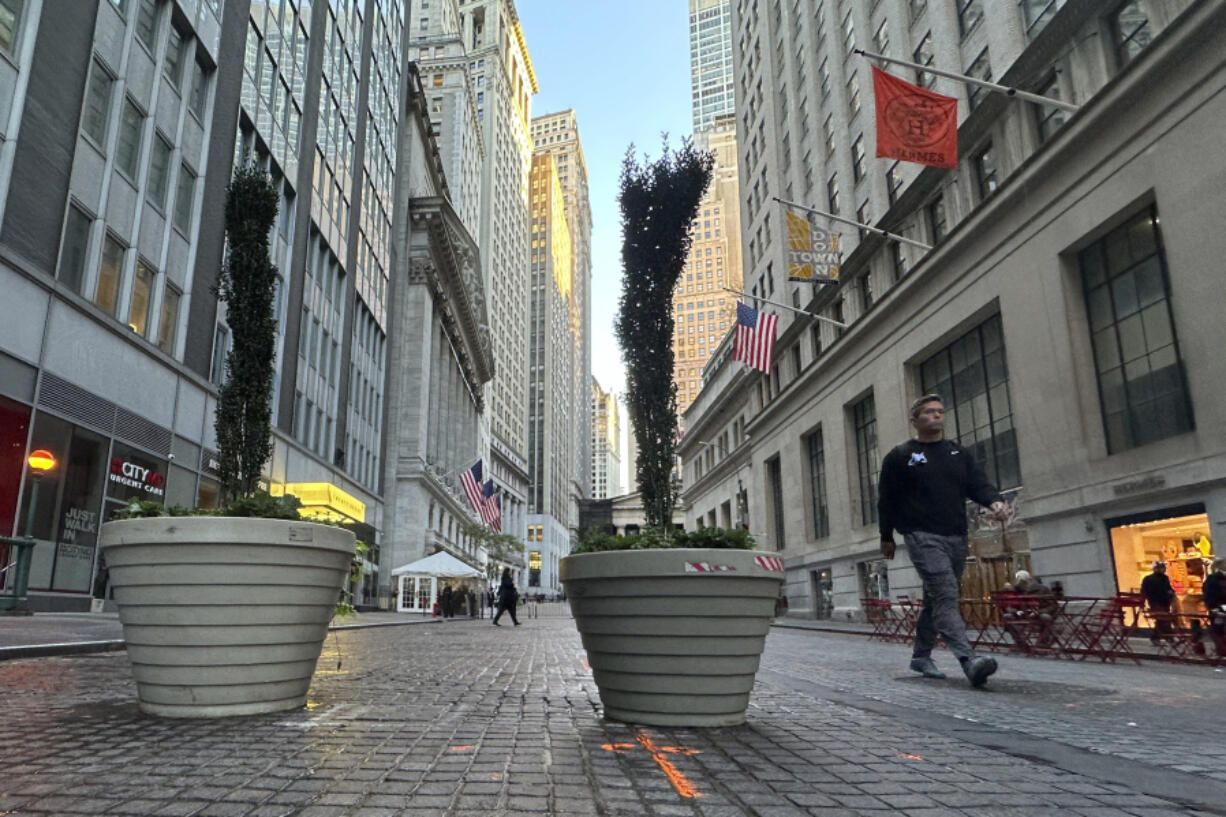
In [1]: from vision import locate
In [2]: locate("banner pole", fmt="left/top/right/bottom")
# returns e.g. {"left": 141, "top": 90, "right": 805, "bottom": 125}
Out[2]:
{"left": 775, "top": 197, "right": 933, "bottom": 251}
{"left": 723, "top": 287, "right": 849, "bottom": 329}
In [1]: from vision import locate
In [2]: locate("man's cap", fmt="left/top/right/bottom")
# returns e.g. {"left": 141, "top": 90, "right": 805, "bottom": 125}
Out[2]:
{"left": 1152, "top": 561, "right": 1166, "bottom": 569}
{"left": 1014, "top": 570, "right": 1031, "bottom": 583}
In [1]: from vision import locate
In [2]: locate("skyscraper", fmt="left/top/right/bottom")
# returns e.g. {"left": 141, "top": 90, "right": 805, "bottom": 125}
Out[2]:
{"left": 688, "top": 0, "right": 736, "bottom": 130}
{"left": 591, "top": 378, "right": 622, "bottom": 500}
{"left": 459, "top": 0, "right": 537, "bottom": 543}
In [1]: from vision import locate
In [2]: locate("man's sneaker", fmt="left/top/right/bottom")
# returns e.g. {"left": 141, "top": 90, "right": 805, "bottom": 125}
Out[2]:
{"left": 963, "top": 655, "right": 998, "bottom": 688}
{"left": 909, "top": 657, "right": 946, "bottom": 679}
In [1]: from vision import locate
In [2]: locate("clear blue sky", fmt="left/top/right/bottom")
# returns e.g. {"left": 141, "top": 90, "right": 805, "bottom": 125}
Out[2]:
{"left": 517, "top": 1, "right": 694, "bottom": 396}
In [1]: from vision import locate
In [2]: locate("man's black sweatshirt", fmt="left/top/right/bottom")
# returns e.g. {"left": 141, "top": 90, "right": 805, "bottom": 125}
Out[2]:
{"left": 877, "top": 439, "right": 1002, "bottom": 540}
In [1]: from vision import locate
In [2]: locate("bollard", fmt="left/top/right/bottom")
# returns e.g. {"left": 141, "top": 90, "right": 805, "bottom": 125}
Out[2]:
{"left": 0, "top": 537, "right": 37, "bottom": 613}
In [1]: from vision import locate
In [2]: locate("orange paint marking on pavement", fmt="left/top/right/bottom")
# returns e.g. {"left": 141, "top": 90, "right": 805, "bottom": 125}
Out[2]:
{"left": 660, "top": 745, "right": 702, "bottom": 756}
{"left": 899, "top": 753, "right": 924, "bottom": 760}
{"left": 635, "top": 732, "right": 702, "bottom": 798}
{"left": 581, "top": 658, "right": 591, "bottom": 672}
{"left": 601, "top": 742, "right": 637, "bottom": 753}
{"left": 449, "top": 745, "right": 474, "bottom": 753}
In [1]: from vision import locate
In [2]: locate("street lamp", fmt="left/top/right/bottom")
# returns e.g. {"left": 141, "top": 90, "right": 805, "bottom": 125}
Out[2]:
{"left": 0, "top": 449, "right": 56, "bottom": 612}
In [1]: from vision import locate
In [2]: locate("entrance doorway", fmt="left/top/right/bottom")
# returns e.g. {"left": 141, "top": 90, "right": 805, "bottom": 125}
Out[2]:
{"left": 811, "top": 568, "right": 833, "bottom": 620}
{"left": 1109, "top": 505, "right": 1214, "bottom": 620}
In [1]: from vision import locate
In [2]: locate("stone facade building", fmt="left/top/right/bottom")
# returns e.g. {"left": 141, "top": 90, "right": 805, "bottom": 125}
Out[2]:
{"left": 681, "top": 0, "right": 1225, "bottom": 620}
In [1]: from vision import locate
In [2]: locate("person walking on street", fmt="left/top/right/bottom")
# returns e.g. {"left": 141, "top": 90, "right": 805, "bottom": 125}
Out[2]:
{"left": 1141, "top": 561, "right": 1176, "bottom": 643}
{"left": 492, "top": 567, "right": 520, "bottom": 626}
{"left": 878, "top": 394, "right": 1013, "bottom": 687}
{"left": 441, "top": 584, "right": 454, "bottom": 619}
{"left": 1203, "top": 559, "right": 1226, "bottom": 656}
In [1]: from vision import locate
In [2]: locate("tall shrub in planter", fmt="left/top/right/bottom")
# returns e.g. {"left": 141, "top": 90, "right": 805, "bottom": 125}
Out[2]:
{"left": 215, "top": 162, "right": 280, "bottom": 501}
{"left": 615, "top": 140, "right": 713, "bottom": 529}
{"left": 99, "top": 163, "right": 356, "bottom": 718}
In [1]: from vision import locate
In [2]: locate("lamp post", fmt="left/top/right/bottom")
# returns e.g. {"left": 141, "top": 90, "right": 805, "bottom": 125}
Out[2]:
{"left": 0, "top": 449, "right": 57, "bottom": 613}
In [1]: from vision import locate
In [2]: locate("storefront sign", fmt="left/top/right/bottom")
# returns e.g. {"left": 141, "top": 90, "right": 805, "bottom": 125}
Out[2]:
{"left": 273, "top": 482, "right": 366, "bottom": 523}
{"left": 109, "top": 458, "right": 166, "bottom": 498}
{"left": 1112, "top": 475, "right": 1166, "bottom": 497}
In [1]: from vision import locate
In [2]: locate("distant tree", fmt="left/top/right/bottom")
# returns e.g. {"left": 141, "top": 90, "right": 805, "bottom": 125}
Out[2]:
{"left": 214, "top": 162, "right": 280, "bottom": 501}
{"left": 461, "top": 521, "right": 526, "bottom": 584}
{"left": 615, "top": 139, "right": 713, "bottom": 530}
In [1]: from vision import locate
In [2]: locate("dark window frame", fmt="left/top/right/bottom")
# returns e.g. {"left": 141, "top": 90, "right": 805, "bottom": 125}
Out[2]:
{"left": 852, "top": 394, "right": 878, "bottom": 526}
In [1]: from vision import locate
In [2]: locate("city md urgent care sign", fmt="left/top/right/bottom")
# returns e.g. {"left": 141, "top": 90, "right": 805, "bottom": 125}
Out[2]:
{"left": 109, "top": 458, "right": 166, "bottom": 498}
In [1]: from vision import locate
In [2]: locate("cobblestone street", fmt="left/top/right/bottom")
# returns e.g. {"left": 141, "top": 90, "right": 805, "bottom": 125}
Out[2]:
{"left": 1, "top": 610, "right": 1224, "bottom": 816}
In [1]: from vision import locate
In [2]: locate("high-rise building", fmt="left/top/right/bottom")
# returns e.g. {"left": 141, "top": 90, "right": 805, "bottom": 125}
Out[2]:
{"left": 681, "top": 0, "right": 1224, "bottom": 620}
{"left": 0, "top": 1, "right": 415, "bottom": 609}
{"left": 591, "top": 378, "right": 622, "bottom": 500}
{"left": 459, "top": 0, "right": 537, "bottom": 544}
{"left": 530, "top": 110, "right": 592, "bottom": 523}
{"left": 675, "top": 1, "right": 743, "bottom": 421}
{"left": 525, "top": 151, "right": 573, "bottom": 595}
{"left": 688, "top": 0, "right": 735, "bottom": 130}
{"left": 674, "top": 123, "right": 742, "bottom": 418}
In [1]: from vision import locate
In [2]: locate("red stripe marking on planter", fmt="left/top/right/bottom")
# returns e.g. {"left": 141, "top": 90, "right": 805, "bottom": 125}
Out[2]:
{"left": 635, "top": 731, "right": 702, "bottom": 798}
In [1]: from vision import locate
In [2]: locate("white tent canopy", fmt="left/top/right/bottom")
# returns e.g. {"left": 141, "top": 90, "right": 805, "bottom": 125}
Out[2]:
{"left": 390, "top": 550, "right": 483, "bottom": 579}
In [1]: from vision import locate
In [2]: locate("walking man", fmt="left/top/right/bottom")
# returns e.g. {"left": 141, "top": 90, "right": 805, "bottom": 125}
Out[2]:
{"left": 878, "top": 394, "right": 1013, "bottom": 687}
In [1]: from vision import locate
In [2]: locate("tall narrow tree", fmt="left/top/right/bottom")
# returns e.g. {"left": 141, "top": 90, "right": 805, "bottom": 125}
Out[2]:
{"left": 214, "top": 162, "right": 280, "bottom": 501}
{"left": 615, "top": 140, "right": 713, "bottom": 529}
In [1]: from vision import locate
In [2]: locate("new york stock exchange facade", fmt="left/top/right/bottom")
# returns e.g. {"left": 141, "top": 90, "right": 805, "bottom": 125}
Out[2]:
{"left": 679, "top": 2, "right": 1226, "bottom": 621}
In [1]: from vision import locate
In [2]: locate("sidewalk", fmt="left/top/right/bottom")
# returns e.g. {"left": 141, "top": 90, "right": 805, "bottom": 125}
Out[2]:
{"left": 0, "top": 610, "right": 447, "bottom": 661}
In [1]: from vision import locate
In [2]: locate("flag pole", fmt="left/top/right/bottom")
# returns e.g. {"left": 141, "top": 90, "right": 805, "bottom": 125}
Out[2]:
{"left": 775, "top": 197, "right": 932, "bottom": 251}
{"left": 854, "top": 48, "right": 1079, "bottom": 113}
{"left": 723, "top": 287, "right": 848, "bottom": 329}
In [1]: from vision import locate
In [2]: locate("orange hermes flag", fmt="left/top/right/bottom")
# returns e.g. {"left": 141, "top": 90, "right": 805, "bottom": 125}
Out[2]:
{"left": 872, "top": 66, "right": 958, "bottom": 169}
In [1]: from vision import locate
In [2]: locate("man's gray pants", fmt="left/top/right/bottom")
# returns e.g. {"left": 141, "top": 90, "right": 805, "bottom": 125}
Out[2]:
{"left": 905, "top": 531, "right": 976, "bottom": 663}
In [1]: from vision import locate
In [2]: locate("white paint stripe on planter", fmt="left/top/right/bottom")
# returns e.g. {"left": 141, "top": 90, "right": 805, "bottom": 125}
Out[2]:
{"left": 560, "top": 548, "right": 784, "bottom": 727}
{"left": 100, "top": 517, "right": 355, "bottom": 718}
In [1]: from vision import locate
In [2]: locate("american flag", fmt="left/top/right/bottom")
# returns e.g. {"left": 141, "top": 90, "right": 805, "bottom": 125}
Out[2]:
{"left": 733, "top": 302, "right": 778, "bottom": 373}
{"left": 484, "top": 480, "right": 502, "bottom": 532}
{"left": 459, "top": 459, "right": 486, "bottom": 520}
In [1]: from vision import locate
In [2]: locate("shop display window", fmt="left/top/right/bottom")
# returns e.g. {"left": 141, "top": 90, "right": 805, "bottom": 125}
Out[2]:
{"left": 0, "top": 395, "right": 32, "bottom": 537}
{"left": 1111, "top": 507, "right": 1215, "bottom": 615}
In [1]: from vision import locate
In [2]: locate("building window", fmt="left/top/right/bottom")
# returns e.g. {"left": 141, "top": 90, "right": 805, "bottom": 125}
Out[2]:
{"left": 1080, "top": 206, "right": 1193, "bottom": 453}
{"left": 1020, "top": 0, "right": 1064, "bottom": 37}
{"left": 1034, "top": 72, "right": 1067, "bottom": 144}
{"left": 134, "top": 0, "right": 160, "bottom": 53}
{"left": 926, "top": 194, "right": 947, "bottom": 243}
{"left": 0, "top": 0, "right": 22, "bottom": 53}
{"left": 873, "top": 19, "right": 889, "bottom": 55}
{"left": 826, "top": 174, "right": 840, "bottom": 215}
{"left": 818, "top": 56, "right": 830, "bottom": 98}
{"left": 157, "top": 284, "right": 180, "bottom": 354}
{"left": 81, "top": 59, "right": 114, "bottom": 147}
{"left": 767, "top": 456, "right": 785, "bottom": 551}
{"left": 128, "top": 260, "right": 156, "bottom": 337}
{"left": 95, "top": 234, "right": 124, "bottom": 316}
{"left": 957, "top": 0, "right": 983, "bottom": 36}
{"left": 972, "top": 142, "right": 998, "bottom": 199}
{"left": 856, "top": 200, "right": 871, "bottom": 241}
{"left": 1110, "top": 0, "right": 1151, "bottom": 69}
{"left": 189, "top": 57, "right": 210, "bottom": 119}
{"left": 823, "top": 114, "right": 835, "bottom": 157}
{"left": 886, "top": 161, "right": 903, "bottom": 205}
{"left": 147, "top": 135, "right": 173, "bottom": 209}
{"left": 806, "top": 427, "right": 830, "bottom": 538}
{"left": 173, "top": 164, "right": 195, "bottom": 233}
{"left": 890, "top": 240, "right": 908, "bottom": 281}
{"left": 846, "top": 72, "right": 861, "bottom": 117}
{"left": 841, "top": 7, "right": 855, "bottom": 55}
{"left": 851, "top": 133, "right": 866, "bottom": 182}
{"left": 965, "top": 48, "right": 991, "bottom": 109}
{"left": 58, "top": 205, "right": 92, "bottom": 295}
{"left": 210, "top": 324, "right": 228, "bottom": 384}
{"left": 859, "top": 271, "right": 874, "bottom": 312}
{"left": 909, "top": 0, "right": 927, "bottom": 23}
{"left": 913, "top": 31, "right": 935, "bottom": 88}
{"left": 858, "top": 559, "right": 890, "bottom": 600}
{"left": 852, "top": 394, "right": 878, "bottom": 526}
{"left": 116, "top": 98, "right": 144, "bottom": 180}
{"left": 164, "top": 23, "right": 188, "bottom": 90}
{"left": 920, "top": 313, "right": 1021, "bottom": 490}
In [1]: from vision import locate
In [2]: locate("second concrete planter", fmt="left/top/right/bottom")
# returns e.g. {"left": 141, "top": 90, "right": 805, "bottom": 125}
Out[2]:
{"left": 99, "top": 516, "right": 355, "bottom": 718}
{"left": 560, "top": 548, "right": 784, "bottom": 727}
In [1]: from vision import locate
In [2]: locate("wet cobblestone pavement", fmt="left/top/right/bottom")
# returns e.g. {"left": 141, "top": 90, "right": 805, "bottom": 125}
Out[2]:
{"left": 0, "top": 612, "right": 1223, "bottom": 816}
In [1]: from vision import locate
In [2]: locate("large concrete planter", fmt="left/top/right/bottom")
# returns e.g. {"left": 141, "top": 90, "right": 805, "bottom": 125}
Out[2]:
{"left": 99, "top": 516, "right": 355, "bottom": 718}
{"left": 560, "top": 548, "right": 784, "bottom": 727}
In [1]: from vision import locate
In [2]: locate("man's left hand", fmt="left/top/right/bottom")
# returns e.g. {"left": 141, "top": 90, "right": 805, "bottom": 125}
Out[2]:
{"left": 989, "top": 501, "right": 1015, "bottom": 525}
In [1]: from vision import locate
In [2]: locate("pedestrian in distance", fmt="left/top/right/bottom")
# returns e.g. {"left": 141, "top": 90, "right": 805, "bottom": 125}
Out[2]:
{"left": 441, "top": 583, "right": 454, "bottom": 619}
{"left": 1203, "top": 559, "right": 1226, "bottom": 656}
{"left": 878, "top": 394, "right": 1014, "bottom": 688}
{"left": 1141, "top": 561, "right": 1176, "bottom": 643}
{"left": 492, "top": 567, "right": 521, "bottom": 626}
